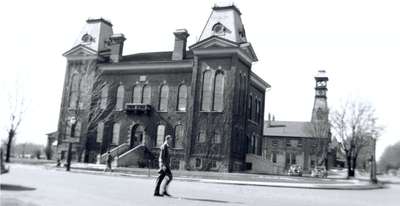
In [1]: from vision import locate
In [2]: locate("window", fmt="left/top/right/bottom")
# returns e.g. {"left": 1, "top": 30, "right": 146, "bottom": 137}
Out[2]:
{"left": 286, "top": 140, "right": 292, "bottom": 147}
{"left": 248, "top": 94, "right": 253, "bottom": 120}
{"left": 177, "top": 85, "right": 187, "bottom": 111}
{"left": 73, "top": 121, "right": 81, "bottom": 138}
{"left": 112, "top": 123, "right": 120, "bottom": 145}
{"left": 236, "top": 73, "right": 241, "bottom": 114}
{"left": 97, "top": 122, "right": 104, "bottom": 143}
{"left": 100, "top": 84, "right": 109, "bottom": 109}
{"left": 298, "top": 140, "right": 303, "bottom": 148}
{"left": 286, "top": 153, "right": 296, "bottom": 165}
{"left": 159, "top": 85, "right": 169, "bottom": 112}
{"left": 66, "top": 123, "right": 71, "bottom": 138}
{"left": 69, "top": 74, "right": 80, "bottom": 108}
{"left": 272, "top": 139, "right": 278, "bottom": 147}
{"left": 174, "top": 125, "right": 184, "bottom": 149}
{"left": 142, "top": 85, "right": 151, "bottom": 104}
{"left": 256, "top": 99, "right": 260, "bottom": 123}
{"left": 201, "top": 70, "right": 213, "bottom": 111}
{"left": 156, "top": 125, "right": 165, "bottom": 147}
{"left": 211, "top": 160, "right": 217, "bottom": 169}
{"left": 213, "top": 72, "right": 224, "bottom": 112}
{"left": 242, "top": 75, "right": 246, "bottom": 112}
{"left": 198, "top": 131, "right": 206, "bottom": 143}
{"left": 291, "top": 153, "right": 297, "bottom": 165}
{"left": 212, "top": 132, "right": 221, "bottom": 144}
{"left": 132, "top": 85, "right": 142, "bottom": 103}
{"left": 195, "top": 158, "right": 202, "bottom": 168}
{"left": 272, "top": 152, "right": 277, "bottom": 163}
{"left": 116, "top": 85, "right": 124, "bottom": 110}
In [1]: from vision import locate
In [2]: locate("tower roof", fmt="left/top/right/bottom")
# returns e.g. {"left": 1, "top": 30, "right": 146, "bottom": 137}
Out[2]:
{"left": 70, "top": 18, "right": 114, "bottom": 52}
{"left": 315, "top": 70, "right": 329, "bottom": 81}
{"left": 198, "top": 4, "right": 247, "bottom": 43}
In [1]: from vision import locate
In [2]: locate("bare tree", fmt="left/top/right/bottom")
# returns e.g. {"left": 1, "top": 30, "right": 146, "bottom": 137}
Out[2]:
{"left": 59, "top": 61, "right": 116, "bottom": 165}
{"left": 4, "top": 87, "right": 26, "bottom": 163}
{"left": 331, "top": 100, "right": 382, "bottom": 178}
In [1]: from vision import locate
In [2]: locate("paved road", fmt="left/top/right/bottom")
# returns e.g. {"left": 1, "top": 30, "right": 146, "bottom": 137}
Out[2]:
{"left": 1, "top": 164, "right": 399, "bottom": 206}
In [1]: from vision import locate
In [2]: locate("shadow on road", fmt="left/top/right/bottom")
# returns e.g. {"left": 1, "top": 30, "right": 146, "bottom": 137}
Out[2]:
{"left": 0, "top": 184, "right": 36, "bottom": 191}
{"left": 173, "top": 196, "right": 243, "bottom": 204}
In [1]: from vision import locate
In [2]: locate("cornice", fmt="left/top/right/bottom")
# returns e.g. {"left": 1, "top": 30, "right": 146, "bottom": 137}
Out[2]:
{"left": 99, "top": 60, "right": 193, "bottom": 74}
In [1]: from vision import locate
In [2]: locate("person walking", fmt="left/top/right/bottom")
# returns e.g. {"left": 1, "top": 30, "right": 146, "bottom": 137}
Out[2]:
{"left": 104, "top": 151, "right": 113, "bottom": 172}
{"left": 154, "top": 135, "right": 173, "bottom": 197}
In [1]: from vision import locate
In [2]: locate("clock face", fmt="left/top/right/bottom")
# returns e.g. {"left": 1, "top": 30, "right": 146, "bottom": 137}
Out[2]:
{"left": 317, "top": 90, "right": 326, "bottom": 96}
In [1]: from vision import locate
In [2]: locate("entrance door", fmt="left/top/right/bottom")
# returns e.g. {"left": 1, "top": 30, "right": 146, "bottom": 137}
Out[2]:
{"left": 130, "top": 124, "right": 145, "bottom": 148}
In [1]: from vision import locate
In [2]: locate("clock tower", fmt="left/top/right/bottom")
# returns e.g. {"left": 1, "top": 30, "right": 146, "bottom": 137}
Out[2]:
{"left": 311, "top": 70, "right": 329, "bottom": 122}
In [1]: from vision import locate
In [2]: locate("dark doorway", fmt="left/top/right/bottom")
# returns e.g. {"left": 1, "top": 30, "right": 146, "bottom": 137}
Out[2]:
{"left": 130, "top": 124, "right": 145, "bottom": 148}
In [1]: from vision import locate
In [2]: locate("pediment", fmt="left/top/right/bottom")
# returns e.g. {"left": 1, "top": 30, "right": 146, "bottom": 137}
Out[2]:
{"left": 240, "top": 42, "right": 258, "bottom": 62}
{"left": 189, "top": 36, "right": 239, "bottom": 50}
{"left": 63, "top": 44, "right": 98, "bottom": 59}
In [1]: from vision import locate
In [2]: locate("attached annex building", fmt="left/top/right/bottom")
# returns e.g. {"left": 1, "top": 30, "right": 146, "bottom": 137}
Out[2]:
{"left": 56, "top": 5, "right": 270, "bottom": 172}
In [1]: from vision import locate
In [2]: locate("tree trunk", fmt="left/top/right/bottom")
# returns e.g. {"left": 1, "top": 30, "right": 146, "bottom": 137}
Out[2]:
{"left": 346, "top": 155, "right": 352, "bottom": 178}
{"left": 5, "top": 130, "right": 15, "bottom": 163}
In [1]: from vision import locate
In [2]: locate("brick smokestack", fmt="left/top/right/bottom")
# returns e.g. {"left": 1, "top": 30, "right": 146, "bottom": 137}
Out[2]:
{"left": 172, "top": 29, "right": 189, "bottom": 60}
{"left": 109, "top": 33, "right": 126, "bottom": 63}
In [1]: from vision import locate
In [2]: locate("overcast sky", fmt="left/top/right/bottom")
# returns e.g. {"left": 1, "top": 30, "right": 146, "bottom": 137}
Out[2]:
{"left": 1, "top": 0, "right": 399, "bottom": 159}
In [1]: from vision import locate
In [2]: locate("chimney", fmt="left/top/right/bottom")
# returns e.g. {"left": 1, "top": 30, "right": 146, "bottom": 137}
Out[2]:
{"left": 109, "top": 33, "right": 126, "bottom": 63}
{"left": 172, "top": 29, "right": 189, "bottom": 60}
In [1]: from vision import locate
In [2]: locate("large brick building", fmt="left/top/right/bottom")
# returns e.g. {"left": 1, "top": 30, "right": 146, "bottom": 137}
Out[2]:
{"left": 56, "top": 5, "right": 270, "bottom": 172}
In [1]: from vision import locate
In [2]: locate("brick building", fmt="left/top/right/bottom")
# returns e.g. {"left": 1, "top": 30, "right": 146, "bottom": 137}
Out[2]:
{"left": 56, "top": 5, "right": 270, "bottom": 172}
{"left": 246, "top": 71, "right": 332, "bottom": 174}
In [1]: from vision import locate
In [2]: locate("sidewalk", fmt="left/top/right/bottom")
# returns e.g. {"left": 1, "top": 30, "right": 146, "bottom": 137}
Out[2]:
{"left": 48, "top": 163, "right": 385, "bottom": 190}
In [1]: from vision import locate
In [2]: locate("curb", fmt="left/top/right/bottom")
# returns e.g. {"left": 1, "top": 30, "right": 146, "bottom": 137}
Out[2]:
{"left": 63, "top": 166, "right": 385, "bottom": 190}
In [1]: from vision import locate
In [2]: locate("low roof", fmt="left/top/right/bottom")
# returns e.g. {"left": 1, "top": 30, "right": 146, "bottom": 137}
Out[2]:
{"left": 263, "top": 121, "right": 315, "bottom": 138}
{"left": 121, "top": 51, "right": 193, "bottom": 63}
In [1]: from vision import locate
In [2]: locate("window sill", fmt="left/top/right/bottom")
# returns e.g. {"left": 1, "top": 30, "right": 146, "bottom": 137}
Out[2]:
{"left": 199, "top": 111, "right": 224, "bottom": 114}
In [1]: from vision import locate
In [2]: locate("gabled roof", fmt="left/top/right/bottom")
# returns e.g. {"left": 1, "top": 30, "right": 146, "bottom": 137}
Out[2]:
{"left": 63, "top": 44, "right": 100, "bottom": 60}
{"left": 264, "top": 121, "right": 315, "bottom": 138}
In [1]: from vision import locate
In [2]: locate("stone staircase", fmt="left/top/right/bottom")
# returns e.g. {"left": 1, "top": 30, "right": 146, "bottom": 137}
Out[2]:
{"left": 116, "top": 144, "right": 155, "bottom": 167}
{"left": 100, "top": 143, "right": 130, "bottom": 164}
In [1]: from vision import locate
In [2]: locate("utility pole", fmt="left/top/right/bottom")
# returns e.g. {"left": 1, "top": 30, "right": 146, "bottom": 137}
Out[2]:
{"left": 370, "top": 137, "right": 378, "bottom": 184}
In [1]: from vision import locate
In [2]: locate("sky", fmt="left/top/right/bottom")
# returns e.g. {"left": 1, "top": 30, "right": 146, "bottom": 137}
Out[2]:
{"left": 0, "top": 0, "right": 399, "bottom": 159}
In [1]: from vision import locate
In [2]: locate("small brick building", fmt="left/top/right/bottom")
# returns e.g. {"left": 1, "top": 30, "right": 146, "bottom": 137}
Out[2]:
{"left": 56, "top": 5, "right": 270, "bottom": 172}
{"left": 246, "top": 71, "right": 332, "bottom": 174}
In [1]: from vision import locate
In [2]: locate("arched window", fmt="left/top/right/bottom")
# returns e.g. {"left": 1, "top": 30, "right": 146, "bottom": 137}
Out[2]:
{"left": 97, "top": 122, "right": 104, "bottom": 143}
{"left": 132, "top": 85, "right": 142, "bottom": 103}
{"left": 159, "top": 85, "right": 169, "bottom": 112}
{"left": 156, "top": 125, "right": 165, "bottom": 147}
{"left": 177, "top": 85, "right": 187, "bottom": 111}
{"left": 73, "top": 121, "right": 81, "bottom": 138}
{"left": 69, "top": 74, "right": 80, "bottom": 108}
{"left": 242, "top": 75, "right": 246, "bottom": 112}
{"left": 201, "top": 70, "right": 213, "bottom": 111}
{"left": 116, "top": 85, "right": 124, "bottom": 110}
{"left": 100, "top": 84, "right": 109, "bottom": 109}
{"left": 112, "top": 122, "right": 120, "bottom": 145}
{"left": 236, "top": 73, "right": 241, "bottom": 114}
{"left": 142, "top": 85, "right": 151, "bottom": 104}
{"left": 66, "top": 123, "right": 71, "bottom": 138}
{"left": 213, "top": 72, "right": 224, "bottom": 112}
{"left": 174, "top": 125, "right": 184, "bottom": 148}
{"left": 248, "top": 94, "right": 253, "bottom": 120}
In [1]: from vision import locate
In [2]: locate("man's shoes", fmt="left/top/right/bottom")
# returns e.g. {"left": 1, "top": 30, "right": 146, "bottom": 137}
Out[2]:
{"left": 163, "top": 192, "right": 171, "bottom": 197}
{"left": 154, "top": 193, "right": 163, "bottom": 197}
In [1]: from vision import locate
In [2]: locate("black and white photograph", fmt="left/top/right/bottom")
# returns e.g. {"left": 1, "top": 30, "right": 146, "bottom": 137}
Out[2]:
{"left": 1, "top": 0, "right": 399, "bottom": 205}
